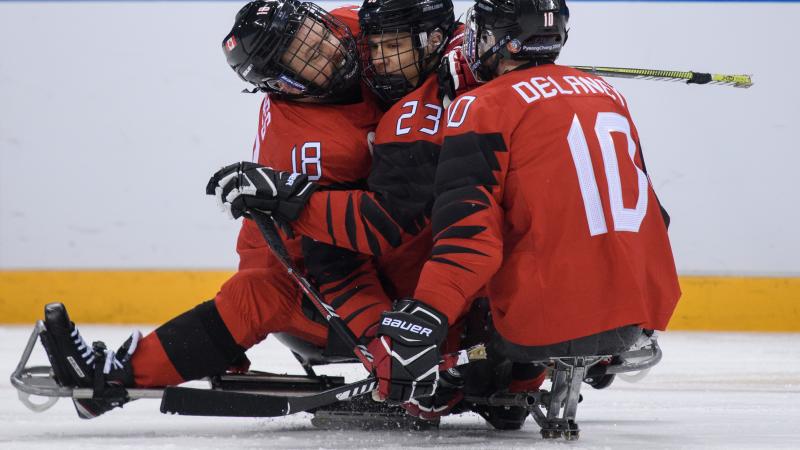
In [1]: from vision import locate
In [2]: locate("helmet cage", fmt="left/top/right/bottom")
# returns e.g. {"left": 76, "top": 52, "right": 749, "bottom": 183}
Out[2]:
{"left": 358, "top": 0, "right": 455, "bottom": 104}
{"left": 359, "top": 27, "right": 449, "bottom": 104}
{"left": 223, "top": 0, "right": 359, "bottom": 99}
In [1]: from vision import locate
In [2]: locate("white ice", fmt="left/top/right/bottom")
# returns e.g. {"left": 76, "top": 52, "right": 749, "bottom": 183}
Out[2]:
{"left": 1, "top": 326, "right": 798, "bottom": 449}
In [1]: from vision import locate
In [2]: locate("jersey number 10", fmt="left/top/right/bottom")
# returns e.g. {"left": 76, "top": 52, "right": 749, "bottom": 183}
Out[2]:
{"left": 567, "top": 112, "right": 649, "bottom": 237}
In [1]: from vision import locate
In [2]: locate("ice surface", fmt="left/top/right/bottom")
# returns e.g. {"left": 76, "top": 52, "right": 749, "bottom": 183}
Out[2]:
{"left": 1, "top": 326, "right": 798, "bottom": 449}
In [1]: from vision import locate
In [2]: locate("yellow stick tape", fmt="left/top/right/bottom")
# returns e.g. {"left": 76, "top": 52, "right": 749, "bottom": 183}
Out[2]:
{"left": 1, "top": 272, "right": 798, "bottom": 331}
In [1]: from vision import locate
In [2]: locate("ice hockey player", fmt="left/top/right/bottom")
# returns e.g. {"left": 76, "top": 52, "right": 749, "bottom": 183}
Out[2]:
{"left": 213, "top": 0, "right": 470, "bottom": 419}
{"left": 38, "top": 0, "right": 393, "bottom": 419}
{"left": 375, "top": 0, "right": 682, "bottom": 427}
{"left": 212, "top": 0, "right": 549, "bottom": 427}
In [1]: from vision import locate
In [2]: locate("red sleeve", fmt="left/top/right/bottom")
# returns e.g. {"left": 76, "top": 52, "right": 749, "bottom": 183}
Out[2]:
{"left": 413, "top": 94, "right": 509, "bottom": 324}
{"left": 291, "top": 133, "right": 439, "bottom": 256}
{"left": 291, "top": 182, "right": 426, "bottom": 257}
{"left": 291, "top": 79, "right": 443, "bottom": 256}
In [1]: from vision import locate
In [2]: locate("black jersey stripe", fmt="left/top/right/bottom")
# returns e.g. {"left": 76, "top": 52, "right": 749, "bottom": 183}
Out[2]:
{"left": 368, "top": 140, "right": 439, "bottom": 235}
{"left": 320, "top": 270, "right": 370, "bottom": 296}
{"left": 359, "top": 210, "right": 383, "bottom": 257}
{"left": 326, "top": 193, "right": 336, "bottom": 247}
{"left": 301, "top": 238, "right": 366, "bottom": 285}
{"left": 636, "top": 139, "right": 671, "bottom": 229}
{"left": 331, "top": 284, "right": 372, "bottom": 309}
{"left": 360, "top": 193, "right": 403, "bottom": 248}
{"left": 342, "top": 302, "right": 381, "bottom": 325}
{"left": 435, "top": 225, "right": 487, "bottom": 241}
{"left": 430, "top": 257, "right": 476, "bottom": 273}
{"left": 431, "top": 244, "right": 489, "bottom": 257}
{"left": 432, "top": 198, "right": 489, "bottom": 238}
{"left": 437, "top": 132, "right": 507, "bottom": 192}
{"left": 436, "top": 185, "right": 490, "bottom": 207}
{"left": 345, "top": 194, "right": 359, "bottom": 252}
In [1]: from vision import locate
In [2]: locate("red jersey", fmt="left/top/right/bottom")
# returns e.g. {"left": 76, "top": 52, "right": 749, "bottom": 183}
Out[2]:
{"left": 237, "top": 88, "right": 383, "bottom": 269}
{"left": 290, "top": 30, "right": 467, "bottom": 297}
{"left": 414, "top": 64, "right": 681, "bottom": 346}
{"left": 234, "top": 5, "right": 386, "bottom": 336}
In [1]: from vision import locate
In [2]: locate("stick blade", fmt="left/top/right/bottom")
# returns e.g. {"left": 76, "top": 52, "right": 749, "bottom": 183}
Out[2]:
{"left": 160, "top": 387, "right": 289, "bottom": 417}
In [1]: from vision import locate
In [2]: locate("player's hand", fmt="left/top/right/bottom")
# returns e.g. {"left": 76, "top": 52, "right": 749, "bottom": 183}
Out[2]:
{"left": 205, "top": 162, "right": 317, "bottom": 220}
{"left": 402, "top": 368, "right": 464, "bottom": 421}
{"left": 368, "top": 298, "right": 448, "bottom": 403}
{"left": 437, "top": 46, "right": 481, "bottom": 104}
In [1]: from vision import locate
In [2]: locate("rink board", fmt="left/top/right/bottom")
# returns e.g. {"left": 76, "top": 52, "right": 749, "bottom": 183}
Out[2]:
{"left": 0, "top": 271, "right": 798, "bottom": 331}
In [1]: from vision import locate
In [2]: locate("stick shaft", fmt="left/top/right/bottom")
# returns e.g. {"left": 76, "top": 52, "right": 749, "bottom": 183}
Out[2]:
{"left": 571, "top": 65, "right": 753, "bottom": 88}
{"left": 248, "top": 212, "right": 488, "bottom": 373}
{"left": 250, "top": 211, "right": 374, "bottom": 370}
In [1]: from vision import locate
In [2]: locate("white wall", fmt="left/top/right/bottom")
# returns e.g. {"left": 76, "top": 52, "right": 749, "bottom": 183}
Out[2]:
{"left": 1, "top": 2, "right": 798, "bottom": 274}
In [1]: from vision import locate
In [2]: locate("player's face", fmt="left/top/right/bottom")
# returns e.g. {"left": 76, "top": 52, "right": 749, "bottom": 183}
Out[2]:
{"left": 279, "top": 16, "right": 347, "bottom": 91}
{"left": 366, "top": 32, "right": 421, "bottom": 86}
{"left": 464, "top": 7, "right": 501, "bottom": 81}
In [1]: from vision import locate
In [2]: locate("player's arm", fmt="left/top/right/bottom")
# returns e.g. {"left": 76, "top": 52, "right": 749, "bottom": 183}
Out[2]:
{"left": 290, "top": 139, "right": 437, "bottom": 256}
{"left": 413, "top": 95, "right": 509, "bottom": 325}
{"left": 301, "top": 237, "right": 392, "bottom": 340}
{"left": 367, "top": 95, "right": 507, "bottom": 404}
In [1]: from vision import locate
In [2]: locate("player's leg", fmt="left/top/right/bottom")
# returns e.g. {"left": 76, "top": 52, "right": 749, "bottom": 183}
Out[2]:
{"left": 38, "top": 267, "right": 308, "bottom": 417}
{"left": 132, "top": 268, "right": 311, "bottom": 386}
{"left": 38, "top": 302, "right": 141, "bottom": 418}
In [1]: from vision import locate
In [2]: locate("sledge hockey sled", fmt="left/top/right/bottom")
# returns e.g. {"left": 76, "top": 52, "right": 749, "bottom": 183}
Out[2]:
{"left": 11, "top": 318, "right": 660, "bottom": 439}
{"left": 10, "top": 320, "right": 349, "bottom": 412}
{"left": 10, "top": 320, "right": 480, "bottom": 430}
{"left": 464, "top": 329, "right": 663, "bottom": 440}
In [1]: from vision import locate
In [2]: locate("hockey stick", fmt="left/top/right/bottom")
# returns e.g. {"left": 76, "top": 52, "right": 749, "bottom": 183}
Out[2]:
{"left": 249, "top": 210, "right": 375, "bottom": 371}
{"left": 571, "top": 66, "right": 753, "bottom": 88}
{"left": 158, "top": 210, "right": 488, "bottom": 418}
{"left": 161, "top": 377, "right": 377, "bottom": 417}
{"left": 160, "top": 344, "right": 486, "bottom": 417}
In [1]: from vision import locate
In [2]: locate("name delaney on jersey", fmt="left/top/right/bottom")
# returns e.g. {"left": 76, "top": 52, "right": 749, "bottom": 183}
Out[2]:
{"left": 512, "top": 74, "right": 627, "bottom": 107}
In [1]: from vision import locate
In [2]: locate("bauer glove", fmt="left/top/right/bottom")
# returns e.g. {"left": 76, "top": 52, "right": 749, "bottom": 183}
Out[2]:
{"left": 206, "top": 162, "right": 318, "bottom": 221}
{"left": 368, "top": 298, "right": 448, "bottom": 403}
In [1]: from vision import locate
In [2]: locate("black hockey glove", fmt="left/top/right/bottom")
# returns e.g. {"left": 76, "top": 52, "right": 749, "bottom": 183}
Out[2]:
{"left": 368, "top": 298, "right": 448, "bottom": 403}
{"left": 206, "top": 162, "right": 318, "bottom": 221}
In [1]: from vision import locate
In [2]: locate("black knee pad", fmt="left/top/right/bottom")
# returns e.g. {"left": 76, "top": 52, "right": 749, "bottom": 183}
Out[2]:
{"left": 155, "top": 300, "right": 245, "bottom": 381}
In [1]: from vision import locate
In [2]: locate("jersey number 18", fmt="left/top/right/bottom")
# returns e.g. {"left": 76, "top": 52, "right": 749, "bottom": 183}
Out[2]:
{"left": 291, "top": 142, "right": 322, "bottom": 181}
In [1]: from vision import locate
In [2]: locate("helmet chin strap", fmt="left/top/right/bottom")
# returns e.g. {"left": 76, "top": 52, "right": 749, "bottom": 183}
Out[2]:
{"left": 471, "top": 34, "right": 512, "bottom": 82}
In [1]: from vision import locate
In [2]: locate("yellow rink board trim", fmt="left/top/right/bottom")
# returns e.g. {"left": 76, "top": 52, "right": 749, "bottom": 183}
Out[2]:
{"left": 0, "top": 271, "right": 234, "bottom": 325}
{"left": 1, "top": 272, "right": 798, "bottom": 331}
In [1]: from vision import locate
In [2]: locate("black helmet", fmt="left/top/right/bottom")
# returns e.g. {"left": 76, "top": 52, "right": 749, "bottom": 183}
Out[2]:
{"left": 358, "top": 0, "right": 455, "bottom": 104}
{"left": 222, "top": 0, "right": 360, "bottom": 100}
{"left": 464, "top": 0, "right": 569, "bottom": 82}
